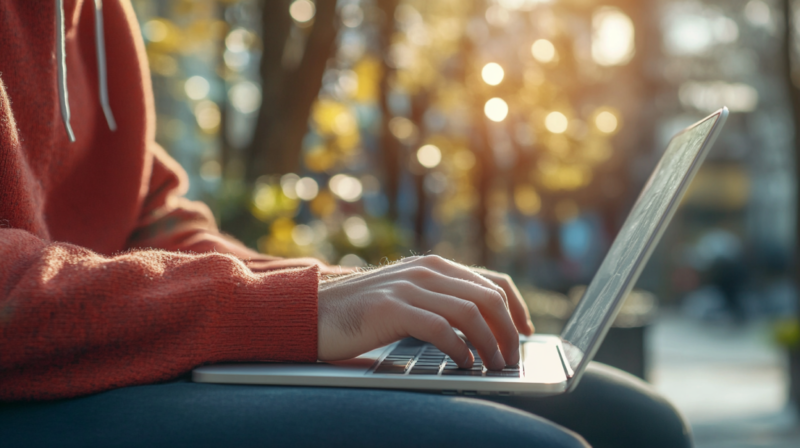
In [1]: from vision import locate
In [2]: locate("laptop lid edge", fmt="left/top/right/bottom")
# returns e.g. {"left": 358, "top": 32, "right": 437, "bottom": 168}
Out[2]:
{"left": 562, "top": 107, "right": 729, "bottom": 392}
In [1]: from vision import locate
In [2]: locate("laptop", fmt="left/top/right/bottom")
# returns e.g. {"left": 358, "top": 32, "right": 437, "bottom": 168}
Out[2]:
{"left": 194, "top": 108, "right": 729, "bottom": 397}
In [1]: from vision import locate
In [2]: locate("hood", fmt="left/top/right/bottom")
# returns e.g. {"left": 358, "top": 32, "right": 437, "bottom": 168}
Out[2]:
{"left": 56, "top": 0, "right": 116, "bottom": 142}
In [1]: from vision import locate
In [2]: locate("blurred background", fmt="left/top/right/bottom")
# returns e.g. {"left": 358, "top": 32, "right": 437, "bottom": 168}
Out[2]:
{"left": 130, "top": 0, "right": 800, "bottom": 445}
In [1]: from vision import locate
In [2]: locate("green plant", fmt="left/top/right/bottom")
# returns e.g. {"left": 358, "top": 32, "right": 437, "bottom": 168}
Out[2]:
{"left": 774, "top": 318, "right": 800, "bottom": 350}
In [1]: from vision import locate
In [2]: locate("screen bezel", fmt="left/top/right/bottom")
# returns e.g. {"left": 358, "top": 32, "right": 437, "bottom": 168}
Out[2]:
{"left": 561, "top": 108, "right": 729, "bottom": 392}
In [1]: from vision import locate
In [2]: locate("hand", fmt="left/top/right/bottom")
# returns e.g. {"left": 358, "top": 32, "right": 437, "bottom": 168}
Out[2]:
{"left": 471, "top": 267, "right": 535, "bottom": 336}
{"left": 317, "top": 255, "right": 530, "bottom": 370}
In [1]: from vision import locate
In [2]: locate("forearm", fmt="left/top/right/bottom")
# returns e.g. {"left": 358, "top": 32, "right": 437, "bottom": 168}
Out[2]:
{"left": 0, "top": 229, "right": 319, "bottom": 401}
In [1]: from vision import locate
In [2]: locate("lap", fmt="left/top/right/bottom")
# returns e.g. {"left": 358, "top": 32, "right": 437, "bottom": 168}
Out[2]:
{"left": 1, "top": 380, "right": 587, "bottom": 448}
{"left": 491, "top": 363, "right": 693, "bottom": 448}
{"left": 0, "top": 363, "right": 690, "bottom": 448}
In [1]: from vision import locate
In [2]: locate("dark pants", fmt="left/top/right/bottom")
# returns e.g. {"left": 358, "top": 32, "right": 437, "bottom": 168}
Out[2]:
{"left": 0, "top": 363, "right": 691, "bottom": 448}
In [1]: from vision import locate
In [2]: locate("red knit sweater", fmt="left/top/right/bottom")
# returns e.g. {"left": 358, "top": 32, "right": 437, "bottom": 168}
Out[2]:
{"left": 0, "top": 0, "right": 323, "bottom": 401}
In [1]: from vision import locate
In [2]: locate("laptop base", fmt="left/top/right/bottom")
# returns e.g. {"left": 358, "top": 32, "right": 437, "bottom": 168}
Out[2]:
{"left": 193, "top": 335, "right": 570, "bottom": 397}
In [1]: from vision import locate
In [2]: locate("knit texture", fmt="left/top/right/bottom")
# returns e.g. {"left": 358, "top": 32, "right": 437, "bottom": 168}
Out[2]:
{"left": 0, "top": 0, "right": 321, "bottom": 401}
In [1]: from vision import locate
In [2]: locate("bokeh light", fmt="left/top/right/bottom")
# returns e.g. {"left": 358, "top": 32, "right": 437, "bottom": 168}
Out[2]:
{"left": 343, "top": 216, "right": 371, "bottom": 247}
{"left": 185, "top": 76, "right": 210, "bottom": 100}
{"left": 514, "top": 185, "right": 541, "bottom": 216}
{"left": 745, "top": 0, "right": 772, "bottom": 27}
{"left": 289, "top": 0, "right": 316, "bottom": 23}
{"left": 281, "top": 173, "right": 300, "bottom": 199}
{"left": 194, "top": 101, "right": 220, "bottom": 131}
{"left": 595, "top": 111, "right": 619, "bottom": 134}
{"left": 481, "top": 62, "right": 505, "bottom": 86}
{"left": 417, "top": 144, "right": 442, "bottom": 169}
{"left": 228, "top": 81, "right": 261, "bottom": 114}
{"left": 329, "top": 174, "right": 363, "bottom": 202}
{"left": 225, "top": 28, "right": 251, "bottom": 52}
{"left": 389, "top": 116, "right": 417, "bottom": 142}
{"left": 339, "top": 253, "right": 366, "bottom": 268}
{"left": 453, "top": 150, "right": 476, "bottom": 171}
{"left": 531, "top": 39, "right": 556, "bottom": 64}
{"left": 592, "top": 8, "right": 635, "bottom": 66}
{"left": 484, "top": 98, "right": 509, "bottom": 122}
{"left": 545, "top": 111, "right": 568, "bottom": 134}
{"left": 291, "top": 224, "right": 314, "bottom": 246}
{"left": 295, "top": 177, "right": 319, "bottom": 201}
{"left": 341, "top": 4, "right": 364, "bottom": 28}
{"left": 253, "top": 184, "right": 276, "bottom": 217}
{"left": 143, "top": 19, "right": 167, "bottom": 42}
{"left": 199, "top": 160, "right": 221, "bottom": 182}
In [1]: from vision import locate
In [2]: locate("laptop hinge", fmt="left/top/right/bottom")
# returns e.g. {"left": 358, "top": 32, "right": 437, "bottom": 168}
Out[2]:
{"left": 556, "top": 344, "right": 575, "bottom": 379}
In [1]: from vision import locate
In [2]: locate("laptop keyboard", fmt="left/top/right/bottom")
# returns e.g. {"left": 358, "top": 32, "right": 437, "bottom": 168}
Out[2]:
{"left": 372, "top": 338, "right": 521, "bottom": 378}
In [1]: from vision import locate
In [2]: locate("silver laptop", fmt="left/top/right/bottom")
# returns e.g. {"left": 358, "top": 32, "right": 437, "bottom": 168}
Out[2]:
{"left": 194, "top": 108, "right": 729, "bottom": 397}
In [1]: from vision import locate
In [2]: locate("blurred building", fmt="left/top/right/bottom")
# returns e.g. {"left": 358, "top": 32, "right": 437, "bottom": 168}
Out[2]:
{"left": 646, "top": 0, "right": 796, "bottom": 318}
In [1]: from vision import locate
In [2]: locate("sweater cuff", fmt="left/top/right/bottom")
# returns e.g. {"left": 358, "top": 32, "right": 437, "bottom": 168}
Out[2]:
{"left": 211, "top": 264, "right": 319, "bottom": 363}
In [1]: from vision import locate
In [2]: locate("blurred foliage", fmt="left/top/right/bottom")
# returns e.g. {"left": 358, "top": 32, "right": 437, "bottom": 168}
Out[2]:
{"left": 775, "top": 318, "right": 800, "bottom": 350}
{"left": 132, "top": 0, "right": 800, "bottom": 320}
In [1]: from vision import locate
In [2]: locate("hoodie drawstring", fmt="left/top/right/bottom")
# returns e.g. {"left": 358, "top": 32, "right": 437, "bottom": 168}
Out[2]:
{"left": 94, "top": 0, "right": 117, "bottom": 132}
{"left": 55, "top": 0, "right": 75, "bottom": 142}
{"left": 56, "top": 0, "right": 116, "bottom": 143}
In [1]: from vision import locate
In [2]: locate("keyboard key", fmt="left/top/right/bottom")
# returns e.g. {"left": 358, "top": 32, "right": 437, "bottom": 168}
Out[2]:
{"left": 380, "top": 359, "right": 412, "bottom": 369}
{"left": 408, "top": 369, "right": 440, "bottom": 375}
{"left": 381, "top": 362, "right": 412, "bottom": 369}
{"left": 374, "top": 365, "right": 408, "bottom": 374}
{"left": 382, "top": 358, "right": 412, "bottom": 364}
{"left": 390, "top": 350, "right": 421, "bottom": 357}
{"left": 441, "top": 370, "right": 483, "bottom": 376}
{"left": 486, "top": 371, "right": 519, "bottom": 377}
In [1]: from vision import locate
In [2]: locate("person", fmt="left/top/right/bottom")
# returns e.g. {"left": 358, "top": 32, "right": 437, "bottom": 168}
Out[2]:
{"left": 0, "top": 1, "right": 691, "bottom": 447}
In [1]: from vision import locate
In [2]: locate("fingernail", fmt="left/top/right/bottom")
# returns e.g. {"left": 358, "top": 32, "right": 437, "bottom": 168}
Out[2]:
{"left": 508, "top": 348, "right": 520, "bottom": 366}
{"left": 461, "top": 351, "right": 474, "bottom": 368}
{"left": 528, "top": 320, "right": 536, "bottom": 334}
{"left": 490, "top": 351, "right": 506, "bottom": 370}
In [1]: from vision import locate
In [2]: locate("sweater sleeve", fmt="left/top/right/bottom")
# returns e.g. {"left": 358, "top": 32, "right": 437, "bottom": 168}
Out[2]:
{"left": 0, "top": 228, "right": 319, "bottom": 401}
{"left": 127, "top": 144, "right": 335, "bottom": 273}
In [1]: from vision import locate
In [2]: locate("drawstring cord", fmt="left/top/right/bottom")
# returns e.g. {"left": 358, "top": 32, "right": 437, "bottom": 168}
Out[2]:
{"left": 94, "top": 0, "right": 117, "bottom": 132}
{"left": 56, "top": 0, "right": 116, "bottom": 143}
{"left": 55, "top": 0, "right": 74, "bottom": 142}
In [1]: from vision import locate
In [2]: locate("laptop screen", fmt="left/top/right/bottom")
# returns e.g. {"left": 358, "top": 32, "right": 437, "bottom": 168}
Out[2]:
{"left": 559, "top": 110, "right": 726, "bottom": 374}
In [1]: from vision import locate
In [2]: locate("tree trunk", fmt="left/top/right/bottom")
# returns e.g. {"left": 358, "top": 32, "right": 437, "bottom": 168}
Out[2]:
{"left": 245, "top": 0, "right": 292, "bottom": 180}
{"left": 246, "top": 0, "right": 339, "bottom": 181}
{"left": 377, "top": 0, "right": 401, "bottom": 221}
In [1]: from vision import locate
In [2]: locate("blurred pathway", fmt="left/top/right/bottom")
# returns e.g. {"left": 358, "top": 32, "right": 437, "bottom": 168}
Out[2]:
{"left": 649, "top": 313, "right": 800, "bottom": 447}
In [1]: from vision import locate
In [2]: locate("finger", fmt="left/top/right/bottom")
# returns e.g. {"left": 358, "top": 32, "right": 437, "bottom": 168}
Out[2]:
{"left": 474, "top": 269, "right": 535, "bottom": 336}
{"left": 403, "top": 284, "right": 508, "bottom": 370}
{"left": 407, "top": 256, "right": 510, "bottom": 308}
{"left": 504, "top": 280, "right": 535, "bottom": 336}
{"left": 407, "top": 272, "right": 519, "bottom": 367}
{"left": 396, "top": 304, "right": 474, "bottom": 368}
